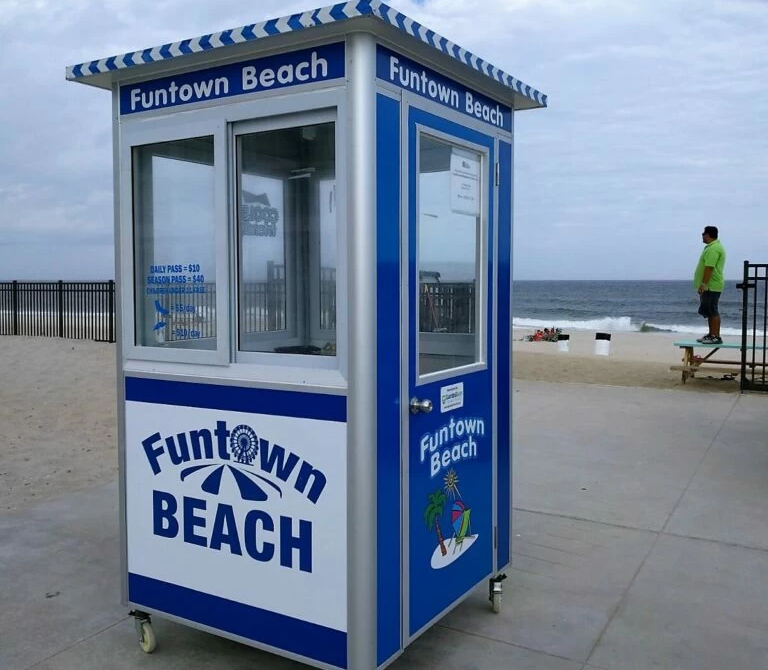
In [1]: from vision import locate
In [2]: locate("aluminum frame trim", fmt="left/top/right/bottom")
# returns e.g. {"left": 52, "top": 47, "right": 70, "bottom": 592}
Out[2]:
{"left": 230, "top": 105, "right": 349, "bottom": 375}
{"left": 224, "top": 88, "right": 349, "bottom": 380}
{"left": 345, "top": 31, "right": 378, "bottom": 670}
{"left": 507, "top": 115, "right": 516, "bottom": 564}
{"left": 114, "top": 83, "right": 129, "bottom": 607}
{"left": 374, "top": 88, "right": 405, "bottom": 666}
{"left": 117, "top": 87, "right": 351, "bottom": 387}
{"left": 230, "top": 106, "right": 336, "bottom": 136}
{"left": 412, "top": 120, "right": 491, "bottom": 385}
{"left": 398, "top": 84, "right": 411, "bottom": 646}
{"left": 118, "top": 116, "right": 230, "bottom": 366}
{"left": 122, "top": 359, "right": 347, "bottom": 388}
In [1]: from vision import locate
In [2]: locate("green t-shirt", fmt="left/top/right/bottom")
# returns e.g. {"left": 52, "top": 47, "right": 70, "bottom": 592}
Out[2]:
{"left": 694, "top": 239, "right": 726, "bottom": 292}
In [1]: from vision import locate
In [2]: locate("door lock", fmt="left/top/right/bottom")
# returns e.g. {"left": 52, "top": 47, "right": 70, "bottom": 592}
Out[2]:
{"left": 409, "top": 397, "right": 433, "bottom": 414}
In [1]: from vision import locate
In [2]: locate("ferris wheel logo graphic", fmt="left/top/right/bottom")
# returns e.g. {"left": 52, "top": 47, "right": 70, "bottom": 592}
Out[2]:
{"left": 230, "top": 425, "right": 259, "bottom": 465}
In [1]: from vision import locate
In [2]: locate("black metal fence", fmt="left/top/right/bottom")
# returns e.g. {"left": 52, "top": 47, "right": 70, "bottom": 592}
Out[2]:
{"left": 0, "top": 281, "right": 115, "bottom": 342}
{"left": 1, "top": 275, "right": 476, "bottom": 344}
{"left": 420, "top": 282, "right": 476, "bottom": 333}
{"left": 739, "top": 261, "right": 768, "bottom": 392}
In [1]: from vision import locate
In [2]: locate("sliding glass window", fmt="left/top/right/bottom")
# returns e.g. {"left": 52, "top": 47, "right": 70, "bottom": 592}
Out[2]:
{"left": 132, "top": 136, "right": 218, "bottom": 351}
{"left": 236, "top": 120, "right": 337, "bottom": 357}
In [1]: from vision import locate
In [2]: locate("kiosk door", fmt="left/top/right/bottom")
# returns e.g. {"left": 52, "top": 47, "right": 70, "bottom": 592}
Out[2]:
{"left": 405, "top": 107, "right": 496, "bottom": 637}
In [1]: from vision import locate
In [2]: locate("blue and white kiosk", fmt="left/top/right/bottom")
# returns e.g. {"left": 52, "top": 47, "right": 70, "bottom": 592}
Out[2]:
{"left": 67, "top": 3, "right": 546, "bottom": 668}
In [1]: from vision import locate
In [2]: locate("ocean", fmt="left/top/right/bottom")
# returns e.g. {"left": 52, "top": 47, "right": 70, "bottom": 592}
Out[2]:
{"left": 512, "top": 280, "right": 753, "bottom": 336}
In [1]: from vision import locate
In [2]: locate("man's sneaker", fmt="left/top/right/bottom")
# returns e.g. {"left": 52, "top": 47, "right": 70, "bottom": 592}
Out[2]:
{"left": 699, "top": 335, "right": 723, "bottom": 344}
{"left": 696, "top": 334, "right": 712, "bottom": 343}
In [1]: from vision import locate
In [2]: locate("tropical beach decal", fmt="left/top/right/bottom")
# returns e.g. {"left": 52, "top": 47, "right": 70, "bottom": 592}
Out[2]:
{"left": 424, "top": 468, "right": 478, "bottom": 569}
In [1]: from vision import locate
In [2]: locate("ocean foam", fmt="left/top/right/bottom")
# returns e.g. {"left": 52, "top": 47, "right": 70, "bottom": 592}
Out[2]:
{"left": 513, "top": 316, "right": 760, "bottom": 336}
{"left": 513, "top": 316, "right": 635, "bottom": 332}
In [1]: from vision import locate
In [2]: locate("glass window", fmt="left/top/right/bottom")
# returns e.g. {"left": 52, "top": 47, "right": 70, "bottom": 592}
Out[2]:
{"left": 236, "top": 122, "right": 336, "bottom": 356}
{"left": 418, "top": 134, "right": 482, "bottom": 375}
{"left": 132, "top": 137, "right": 217, "bottom": 350}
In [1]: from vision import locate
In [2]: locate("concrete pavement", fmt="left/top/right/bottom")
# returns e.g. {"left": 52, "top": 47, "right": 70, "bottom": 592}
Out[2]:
{"left": 2, "top": 381, "right": 767, "bottom": 670}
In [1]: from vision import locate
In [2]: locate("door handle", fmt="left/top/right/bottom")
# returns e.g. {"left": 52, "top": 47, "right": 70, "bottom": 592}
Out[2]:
{"left": 410, "top": 397, "right": 433, "bottom": 414}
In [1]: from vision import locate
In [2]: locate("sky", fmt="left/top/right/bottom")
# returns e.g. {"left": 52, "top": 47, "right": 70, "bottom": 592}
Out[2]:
{"left": 0, "top": 0, "right": 765, "bottom": 281}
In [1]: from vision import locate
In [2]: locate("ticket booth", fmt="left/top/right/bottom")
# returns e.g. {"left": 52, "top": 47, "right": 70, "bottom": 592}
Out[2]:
{"left": 67, "top": 3, "right": 546, "bottom": 668}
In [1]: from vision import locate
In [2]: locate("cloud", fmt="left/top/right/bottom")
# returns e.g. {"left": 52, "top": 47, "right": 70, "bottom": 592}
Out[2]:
{"left": 0, "top": 0, "right": 766, "bottom": 280}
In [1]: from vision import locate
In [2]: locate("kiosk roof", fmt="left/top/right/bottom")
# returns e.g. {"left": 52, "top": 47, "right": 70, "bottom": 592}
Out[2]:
{"left": 65, "top": 0, "right": 547, "bottom": 110}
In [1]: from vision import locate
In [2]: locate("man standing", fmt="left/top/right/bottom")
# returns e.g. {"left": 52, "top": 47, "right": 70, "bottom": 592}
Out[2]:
{"left": 694, "top": 226, "right": 727, "bottom": 344}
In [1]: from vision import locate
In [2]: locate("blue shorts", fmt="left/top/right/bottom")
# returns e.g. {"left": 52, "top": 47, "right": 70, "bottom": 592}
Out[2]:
{"left": 698, "top": 290, "right": 721, "bottom": 318}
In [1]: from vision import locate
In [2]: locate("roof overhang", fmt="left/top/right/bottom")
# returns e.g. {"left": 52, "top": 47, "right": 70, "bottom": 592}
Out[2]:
{"left": 66, "top": 1, "right": 547, "bottom": 111}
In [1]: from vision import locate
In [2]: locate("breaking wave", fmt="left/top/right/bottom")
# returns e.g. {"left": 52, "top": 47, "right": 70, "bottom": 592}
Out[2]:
{"left": 513, "top": 316, "right": 756, "bottom": 336}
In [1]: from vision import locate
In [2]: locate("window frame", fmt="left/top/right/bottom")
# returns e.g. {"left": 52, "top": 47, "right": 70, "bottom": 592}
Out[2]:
{"left": 120, "top": 116, "right": 230, "bottom": 366}
{"left": 414, "top": 126, "right": 490, "bottom": 384}
{"left": 119, "top": 86, "right": 348, "bottom": 384}
{"left": 309, "top": 173, "right": 339, "bottom": 344}
{"left": 231, "top": 108, "right": 345, "bottom": 371}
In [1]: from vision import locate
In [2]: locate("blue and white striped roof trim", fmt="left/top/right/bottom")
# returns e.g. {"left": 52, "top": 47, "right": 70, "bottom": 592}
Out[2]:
{"left": 66, "top": 1, "right": 546, "bottom": 108}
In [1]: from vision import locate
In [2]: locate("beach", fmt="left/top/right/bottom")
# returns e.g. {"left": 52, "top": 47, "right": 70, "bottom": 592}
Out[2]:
{"left": 0, "top": 330, "right": 740, "bottom": 510}
{"left": 513, "top": 329, "right": 741, "bottom": 391}
{"left": 0, "top": 337, "right": 116, "bottom": 510}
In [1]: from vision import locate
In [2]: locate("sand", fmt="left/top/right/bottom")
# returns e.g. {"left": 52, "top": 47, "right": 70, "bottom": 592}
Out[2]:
{"left": 0, "top": 330, "right": 741, "bottom": 510}
{"left": 0, "top": 337, "right": 117, "bottom": 510}
{"left": 513, "top": 329, "right": 741, "bottom": 392}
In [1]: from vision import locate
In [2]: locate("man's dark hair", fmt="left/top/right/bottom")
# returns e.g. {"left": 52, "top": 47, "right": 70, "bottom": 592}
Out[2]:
{"left": 704, "top": 225, "right": 719, "bottom": 239}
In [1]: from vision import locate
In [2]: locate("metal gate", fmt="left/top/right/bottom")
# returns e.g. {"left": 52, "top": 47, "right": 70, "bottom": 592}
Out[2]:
{"left": 738, "top": 261, "right": 768, "bottom": 392}
{"left": 0, "top": 280, "right": 115, "bottom": 342}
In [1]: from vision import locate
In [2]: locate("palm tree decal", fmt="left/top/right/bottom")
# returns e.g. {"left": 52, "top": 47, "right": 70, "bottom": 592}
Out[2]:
{"left": 424, "top": 489, "right": 448, "bottom": 556}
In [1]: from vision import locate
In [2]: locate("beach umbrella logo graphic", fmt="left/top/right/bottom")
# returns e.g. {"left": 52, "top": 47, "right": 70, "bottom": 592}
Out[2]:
{"left": 450, "top": 500, "right": 472, "bottom": 548}
{"left": 425, "top": 468, "right": 478, "bottom": 570}
{"left": 179, "top": 424, "right": 283, "bottom": 502}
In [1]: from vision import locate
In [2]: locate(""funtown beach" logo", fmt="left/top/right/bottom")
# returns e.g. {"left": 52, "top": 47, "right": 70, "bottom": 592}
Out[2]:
{"left": 141, "top": 420, "right": 326, "bottom": 573}
{"left": 419, "top": 415, "right": 485, "bottom": 569}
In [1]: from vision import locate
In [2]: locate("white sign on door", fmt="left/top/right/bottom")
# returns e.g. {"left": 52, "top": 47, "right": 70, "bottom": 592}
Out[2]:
{"left": 440, "top": 382, "right": 465, "bottom": 413}
{"left": 450, "top": 150, "right": 480, "bottom": 216}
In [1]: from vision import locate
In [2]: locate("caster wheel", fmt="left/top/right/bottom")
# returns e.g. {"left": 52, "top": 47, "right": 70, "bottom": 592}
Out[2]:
{"left": 491, "top": 591, "right": 501, "bottom": 614}
{"left": 137, "top": 620, "right": 157, "bottom": 653}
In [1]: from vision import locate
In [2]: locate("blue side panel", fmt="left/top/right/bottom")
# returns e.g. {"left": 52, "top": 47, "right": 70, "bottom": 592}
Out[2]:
{"left": 125, "top": 377, "right": 346, "bottom": 422}
{"left": 496, "top": 140, "right": 512, "bottom": 569}
{"left": 128, "top": 573, "right": 347, "bottom": 668}
{"left": 376, "top": 92, "right": 402, "bottom": 667}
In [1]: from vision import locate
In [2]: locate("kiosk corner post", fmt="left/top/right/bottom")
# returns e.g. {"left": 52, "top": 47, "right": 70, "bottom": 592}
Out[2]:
{"left": 346, "top": 30, "right": 378, "bottom": 670}
{"left": 112, "top": 81, "right": 130, "bottom": 607}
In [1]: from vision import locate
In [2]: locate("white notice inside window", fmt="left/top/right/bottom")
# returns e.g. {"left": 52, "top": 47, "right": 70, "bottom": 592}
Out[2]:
{"left": 450, "top": 149, "right": 480, "bottom": 216}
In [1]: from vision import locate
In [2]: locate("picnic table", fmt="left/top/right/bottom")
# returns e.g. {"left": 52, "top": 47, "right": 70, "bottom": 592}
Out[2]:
{"left": 671, "top": 341, "right": 743, "bottom": 384}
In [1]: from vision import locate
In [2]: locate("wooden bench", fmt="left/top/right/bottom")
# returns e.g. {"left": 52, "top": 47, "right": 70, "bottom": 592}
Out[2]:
{"left": 672, "top": 341, "right": 743, "bottom": 384}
